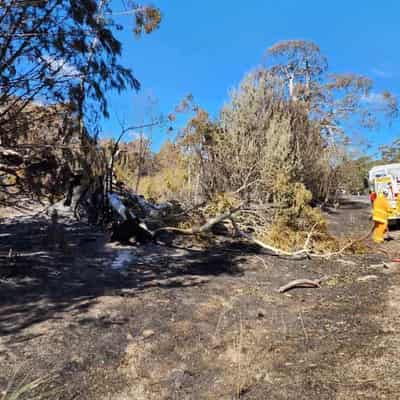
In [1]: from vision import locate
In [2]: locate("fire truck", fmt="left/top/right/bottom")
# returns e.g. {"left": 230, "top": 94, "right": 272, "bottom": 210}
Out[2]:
{"left": 369, "top": 163, "right": 400, "bottom": 220}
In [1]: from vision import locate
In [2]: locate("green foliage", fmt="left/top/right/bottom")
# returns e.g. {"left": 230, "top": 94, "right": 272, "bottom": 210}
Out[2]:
{"left": 266, "top": 40, "right": 398, "bottom": 137}
{"left": 175, "top": 40, "right": 398, "bottom": 206}
{"left": 256, "top": 181, "right": 368, "bottom": 254}
{"left": 0, "top": 0, "right": 161, "bottom": 140}
{"left": 203, "top": 192, "right": 240, "bottom": 216}
{"left": 134, "top": 140, "right": 190, "bottom": 201}
{"left": 257, "top": 183, "right": 332, "bottom": 252}
{"left": 273, "top": 181, "right": 324, "bottom": 229}
{"left": 380, "top": 138, "right": 400, "bottom": 163}
{"left": 338, "top": 156, "right": 374, "bottom": 194}
{"left": 185, "top": 69, "right": 327, "bottom": 202}
{"left": 138, "top": 166, "right": 188, "bottom": 202}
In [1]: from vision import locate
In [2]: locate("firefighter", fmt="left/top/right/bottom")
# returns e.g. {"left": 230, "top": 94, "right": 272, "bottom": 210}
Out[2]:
{"left": 372, "top": 189, "right": 390, "bottom": 243}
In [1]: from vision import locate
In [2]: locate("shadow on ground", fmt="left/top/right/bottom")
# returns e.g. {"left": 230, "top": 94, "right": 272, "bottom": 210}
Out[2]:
{"left": 0, "top": 215, "right": 247, "bottom": 336}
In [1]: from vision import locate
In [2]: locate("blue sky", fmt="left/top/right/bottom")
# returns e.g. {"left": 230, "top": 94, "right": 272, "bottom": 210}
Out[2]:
{"left": 101, "top": 0, "right": 400, "bottom": 155}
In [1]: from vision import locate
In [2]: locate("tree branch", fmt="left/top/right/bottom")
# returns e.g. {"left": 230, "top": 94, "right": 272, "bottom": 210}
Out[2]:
{"left": 153, "top": 204, "right": 243, "bottom": 236}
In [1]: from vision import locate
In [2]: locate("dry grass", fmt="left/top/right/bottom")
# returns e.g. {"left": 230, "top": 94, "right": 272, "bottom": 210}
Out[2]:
{"left": 2, "top": 371, "right": 57, "bottom": 400}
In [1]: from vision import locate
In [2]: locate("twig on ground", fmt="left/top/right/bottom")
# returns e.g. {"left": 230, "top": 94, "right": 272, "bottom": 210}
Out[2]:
{"left": 281, "top": 312, "right": 288, "bottom": 336}
{"left": 277, "top": 276, "right": 329, "bottom": 293}
{"left": 253, "top": 255, "right": 269, "bottom": 270}
{"left": 236, "top": 312, "right": 244, "bottom": 399}
{"left": 299, "top": 311, "right": 308, "bottom": 343}
{"left": 313, "top": 226, "right": 374, "bottom": 259}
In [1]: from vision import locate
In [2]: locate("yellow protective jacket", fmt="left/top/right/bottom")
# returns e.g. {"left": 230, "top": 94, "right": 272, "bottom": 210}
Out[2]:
{"left": 373, "top": 195, "right": 390, "bottom": 223}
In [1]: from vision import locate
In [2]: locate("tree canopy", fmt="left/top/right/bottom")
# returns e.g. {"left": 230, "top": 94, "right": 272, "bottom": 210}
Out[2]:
{"left": 266, "top": 40, "right": 398, "bottom": 143}
{"left": 0, "top": 0, "right": 161, "bottom": 144}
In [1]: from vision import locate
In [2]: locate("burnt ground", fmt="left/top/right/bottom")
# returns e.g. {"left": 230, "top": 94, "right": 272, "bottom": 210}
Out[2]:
{"left": 1, "top": 198, "right": 400, "bottom": 399}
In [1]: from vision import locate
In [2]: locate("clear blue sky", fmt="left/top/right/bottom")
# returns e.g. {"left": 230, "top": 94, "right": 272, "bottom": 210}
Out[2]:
{"left": 101, "top": 0, "right": 400, "bottom": 156}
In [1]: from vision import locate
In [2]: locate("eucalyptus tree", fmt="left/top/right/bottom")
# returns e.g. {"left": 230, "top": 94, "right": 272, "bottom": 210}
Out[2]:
{"left": 266, "top": 40, "right": 398, "bottom": 200}
{"left": 380, "top": 138, "right": 400, "bottom": 162}
{"left": 0, "top": 0, "right": 161, "bottom": 144}
{"left": 266, "top": 40, "right": 398, "bottom": 142}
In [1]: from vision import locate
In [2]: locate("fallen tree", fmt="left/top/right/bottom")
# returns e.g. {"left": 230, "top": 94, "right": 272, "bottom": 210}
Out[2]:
{"left": 4, "top": 136, "right": 369, "bottom": 259}
{"left": 98, "top": 186, "right": 372, "bottom": 260}
{"left": 152, "top": 204, "right": 243, "bottom": 236}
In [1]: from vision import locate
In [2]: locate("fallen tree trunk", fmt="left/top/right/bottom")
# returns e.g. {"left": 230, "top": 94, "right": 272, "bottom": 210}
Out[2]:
{"left": 61, "top": 179, "right": 374, "bottom": 256}
{"left": 152, "top": 205, "right": 243, "bottom": 237}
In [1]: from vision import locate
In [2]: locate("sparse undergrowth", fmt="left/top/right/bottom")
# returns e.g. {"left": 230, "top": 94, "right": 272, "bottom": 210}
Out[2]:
{"left": 2, "top": 372, "right": 56, "bottom": 400}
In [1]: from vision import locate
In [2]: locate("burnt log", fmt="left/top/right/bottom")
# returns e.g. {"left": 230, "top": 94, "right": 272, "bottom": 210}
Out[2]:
{"left": 108, "top": 193, "right": 154, "bottom": 244}
{"left": 110, "top": 214, "right": 153, "bottom": 244}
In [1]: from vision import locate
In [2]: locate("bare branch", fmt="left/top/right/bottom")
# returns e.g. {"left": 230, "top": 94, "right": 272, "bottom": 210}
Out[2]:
{"left": 153, "top": 204, "right": 243, "bottom": 236}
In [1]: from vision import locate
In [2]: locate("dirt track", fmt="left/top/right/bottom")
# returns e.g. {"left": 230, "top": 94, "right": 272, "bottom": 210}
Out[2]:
{"left": 1, "top": 199, "right": 400, "bottom": 399}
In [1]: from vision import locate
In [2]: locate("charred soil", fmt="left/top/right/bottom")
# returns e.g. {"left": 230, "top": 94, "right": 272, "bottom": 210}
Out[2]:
{"left": 1, "top": 198, "right": 400, "bottom": 399}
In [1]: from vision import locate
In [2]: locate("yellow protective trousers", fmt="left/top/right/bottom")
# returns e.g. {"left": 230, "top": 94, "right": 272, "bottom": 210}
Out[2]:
{"left": 372, "top": 195, "right": 390, "bottom": 243}
{"left": 372, "top": 221, "right": 388, "bottom": 243}
{"left": 372, "top": 196, "right": 390, "bottom": 223}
